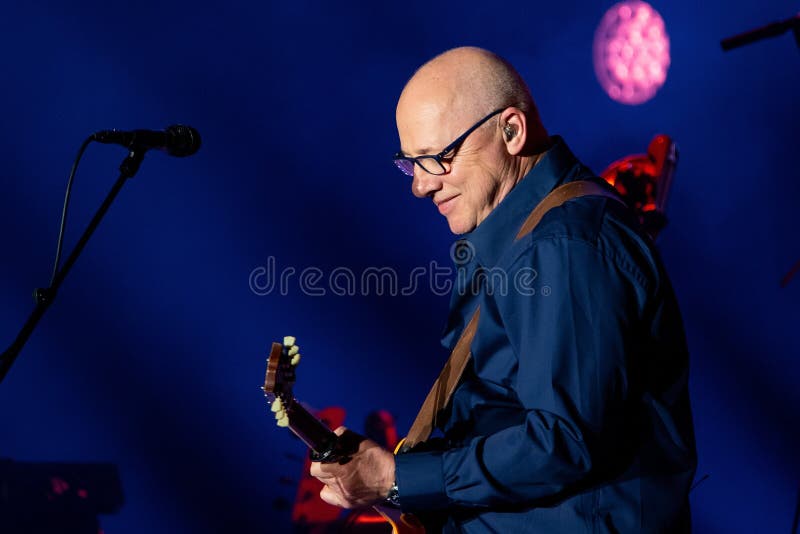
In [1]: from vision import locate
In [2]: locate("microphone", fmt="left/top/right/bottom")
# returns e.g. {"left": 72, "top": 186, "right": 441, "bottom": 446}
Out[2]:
{"left": 92, "top": 124, "right": 201, "bottom": 157}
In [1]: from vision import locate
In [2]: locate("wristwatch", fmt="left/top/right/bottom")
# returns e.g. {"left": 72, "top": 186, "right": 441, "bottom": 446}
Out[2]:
{"left": 386, "top": 480, "right": 401, "bottom": 507}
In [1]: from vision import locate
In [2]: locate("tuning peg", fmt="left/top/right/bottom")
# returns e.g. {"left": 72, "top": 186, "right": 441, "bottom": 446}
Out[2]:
{"left": 271, "top": 398, "right": 283, "bottom": 413}
{"left": 288, "top": 345, "right": 299, "bottom": 356}
{"left": 277, "top": 415, "right": 290, "bottom": 427}
{"left": 290, "top": 354, "right": 301, "bottom": 366}
{"left": 274, "top": 408, "right": 286, "bottom": 420}
{"left": 283, "top": 336, "right": 296, "bottom": 347}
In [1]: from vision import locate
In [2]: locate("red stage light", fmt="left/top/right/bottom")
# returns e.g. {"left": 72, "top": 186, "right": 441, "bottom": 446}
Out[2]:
{"left": 600, "top": 134, "right": 677, "bottom": 239}
{"left": 594, "top": 1, "right": 671, "bottom": 105}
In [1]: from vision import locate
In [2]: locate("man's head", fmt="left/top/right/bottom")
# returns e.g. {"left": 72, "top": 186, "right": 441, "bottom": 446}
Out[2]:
{"left": 395, "top": 47, "right": 549, "bottom": 234}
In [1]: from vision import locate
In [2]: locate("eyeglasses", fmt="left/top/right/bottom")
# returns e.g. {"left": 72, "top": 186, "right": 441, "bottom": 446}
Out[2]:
{"left": 393, "top": 108, "right": 504, "bottom": 177}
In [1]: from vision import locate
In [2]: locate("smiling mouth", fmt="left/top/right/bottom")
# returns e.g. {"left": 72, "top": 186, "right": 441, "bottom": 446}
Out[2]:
{"left": 436, "top": 195, "right": 458, "bottom": 215}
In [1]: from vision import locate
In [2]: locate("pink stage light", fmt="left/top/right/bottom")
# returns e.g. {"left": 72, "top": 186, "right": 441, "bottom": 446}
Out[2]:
{"left": 593, "top": 1, "right": 671, "bottom": 105}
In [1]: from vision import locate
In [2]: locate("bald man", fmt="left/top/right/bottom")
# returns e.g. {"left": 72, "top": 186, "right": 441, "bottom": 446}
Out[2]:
{"left": 311, "top": 47, "right": 696, "bottom": 533}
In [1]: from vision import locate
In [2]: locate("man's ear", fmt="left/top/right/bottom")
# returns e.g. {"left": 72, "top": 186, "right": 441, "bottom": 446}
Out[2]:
{"left": 500, "top": 107, "right": 527, "bottom": 156}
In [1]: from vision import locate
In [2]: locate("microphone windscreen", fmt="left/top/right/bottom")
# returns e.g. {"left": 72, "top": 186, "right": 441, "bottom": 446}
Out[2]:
{"left": 165, "top": 125, "right": 202, "bottom": 157}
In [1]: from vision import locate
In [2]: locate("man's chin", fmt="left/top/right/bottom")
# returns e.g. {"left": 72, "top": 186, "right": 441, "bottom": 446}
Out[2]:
{"left": 446, "top": 216, "right": 475, "bottom": 235}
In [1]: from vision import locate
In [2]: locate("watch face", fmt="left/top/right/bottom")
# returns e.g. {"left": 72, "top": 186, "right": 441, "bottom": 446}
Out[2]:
{"left": 387, "top": 482, "right": 401, "bottom": 506}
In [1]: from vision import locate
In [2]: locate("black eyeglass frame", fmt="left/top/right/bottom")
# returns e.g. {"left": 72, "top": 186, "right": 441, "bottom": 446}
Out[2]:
{"left": 393, "top": 108, "right": 505, "bottom": 177}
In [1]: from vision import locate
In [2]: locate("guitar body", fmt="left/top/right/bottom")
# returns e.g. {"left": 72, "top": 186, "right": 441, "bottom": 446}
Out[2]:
{"left": 263, "top": 339, "right": 426, "bottom": 534}
{"left": 374, "top": 504, "right": 426, "bottom": 534}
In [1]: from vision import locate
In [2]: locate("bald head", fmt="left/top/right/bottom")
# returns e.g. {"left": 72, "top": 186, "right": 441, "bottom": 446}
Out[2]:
{"left": 397, "top": 47, "right": 547, "bottom": 152}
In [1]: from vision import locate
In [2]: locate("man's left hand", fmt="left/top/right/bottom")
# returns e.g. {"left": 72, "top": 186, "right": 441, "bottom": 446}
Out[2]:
{"left": 310, "top": 426, "right": 395, "bottom": 509}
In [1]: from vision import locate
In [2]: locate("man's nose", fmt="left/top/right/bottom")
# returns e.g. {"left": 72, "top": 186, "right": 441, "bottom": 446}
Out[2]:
{"left": 411, "top": 167, "right": 443, "bottom": 198}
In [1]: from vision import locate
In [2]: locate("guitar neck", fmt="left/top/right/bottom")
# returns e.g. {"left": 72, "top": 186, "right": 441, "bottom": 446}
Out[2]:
{"left": 284, "top": 398, "right": 340, "bottom": 461}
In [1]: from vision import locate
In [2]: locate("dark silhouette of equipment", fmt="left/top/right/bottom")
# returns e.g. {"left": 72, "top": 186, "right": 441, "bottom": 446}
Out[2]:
{"left": 0, "top": 459, "right": 123, "bottom": 534}
{"left": 721, "top": 13, "right": 800, "bottom": 52}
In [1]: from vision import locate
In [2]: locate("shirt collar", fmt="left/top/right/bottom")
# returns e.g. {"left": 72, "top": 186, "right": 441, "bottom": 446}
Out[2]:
{"left": 453, "top": 135, "right": 583, "bottom": 269}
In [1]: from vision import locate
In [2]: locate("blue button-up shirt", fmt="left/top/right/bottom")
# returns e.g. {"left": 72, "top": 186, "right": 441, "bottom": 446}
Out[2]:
{"left": 395, "top": 137, "right": 697, "bottom": 533}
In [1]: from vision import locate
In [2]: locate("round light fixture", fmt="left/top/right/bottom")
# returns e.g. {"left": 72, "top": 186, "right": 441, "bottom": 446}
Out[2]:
{"left": 593, "top": 1, "right": 671, "bottom": 105}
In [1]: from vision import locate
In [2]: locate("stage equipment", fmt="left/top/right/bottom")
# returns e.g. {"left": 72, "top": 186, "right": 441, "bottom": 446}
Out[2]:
{"left": 0, "top": 125, "right": 201, "bottom": 385}
{"left": 0, "top": 459, "right": 123, "bottom": 533}
{"left": 93, "top": 125, "right": 201, "bottom": 157}
{"left": 600, "top": 134, "right": 677, "bottom": 239}
{"left": 721, "top": 13, "right": 800, "bottom": 52}
{"left": 720, "top": 13, "right": 800, "bottom": 285}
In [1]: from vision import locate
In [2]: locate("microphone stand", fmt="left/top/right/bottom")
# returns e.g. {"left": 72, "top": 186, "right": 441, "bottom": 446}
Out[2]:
{"left": 721, "top": 14, "right": 800, "bottom": 287}
{"left": 0, "top": 146, "right": 147, "bottom": 385}
{"left": 721, "top": 13, "right": 800, "bottom": 52}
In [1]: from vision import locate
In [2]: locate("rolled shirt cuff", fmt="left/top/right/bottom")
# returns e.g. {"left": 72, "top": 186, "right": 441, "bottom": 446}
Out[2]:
{"left": 394, "top": 450, "right": 450, "bottom": 512}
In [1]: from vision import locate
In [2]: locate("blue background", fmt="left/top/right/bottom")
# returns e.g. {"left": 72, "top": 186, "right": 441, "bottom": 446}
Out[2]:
{"left": 1, "top": 1, "right": 798, "bottom": 532}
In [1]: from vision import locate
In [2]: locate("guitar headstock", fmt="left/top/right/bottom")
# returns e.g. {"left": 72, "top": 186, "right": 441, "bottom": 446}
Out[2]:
{"left": 262, "top": 336, "right": 302, "bottom": 428}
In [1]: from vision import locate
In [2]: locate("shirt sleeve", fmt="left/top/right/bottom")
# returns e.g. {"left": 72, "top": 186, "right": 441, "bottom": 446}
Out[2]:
{"left": 395, "top": 235, "right": 652, "bottom": 511}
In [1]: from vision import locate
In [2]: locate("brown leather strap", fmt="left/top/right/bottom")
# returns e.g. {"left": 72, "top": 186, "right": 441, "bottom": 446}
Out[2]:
{"left": 403, "top": 308, "right": 480, "bottom": 450}
{"left": 515, "top": 180, "right": 623, "bottom": 240}
{"left": 402, "top": 180, "right": 622, "bottom": 450}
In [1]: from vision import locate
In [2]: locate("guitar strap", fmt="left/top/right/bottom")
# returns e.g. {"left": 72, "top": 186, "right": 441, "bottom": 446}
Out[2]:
{"left": 401, "top": 180, "right": 623, "bottom": 450}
